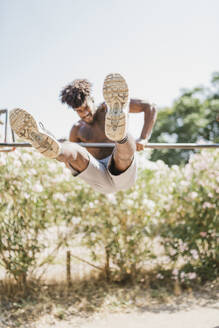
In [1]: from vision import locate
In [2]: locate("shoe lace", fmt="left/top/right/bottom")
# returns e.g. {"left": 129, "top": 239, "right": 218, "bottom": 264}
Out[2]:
{"left": 39, "top": 122, "right": 56, "bottom": 138}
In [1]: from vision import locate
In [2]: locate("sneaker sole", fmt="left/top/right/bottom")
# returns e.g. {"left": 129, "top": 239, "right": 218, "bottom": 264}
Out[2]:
{"left": 103, "top": 73, "right": 129, "bottom": 141}
{"left": 9, "top": 108, "right": 60, "bottom": 158}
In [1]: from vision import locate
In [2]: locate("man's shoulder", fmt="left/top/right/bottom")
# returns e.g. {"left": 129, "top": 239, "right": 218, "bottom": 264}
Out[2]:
{"left": 95, "top": 102, "right": 107, "bottom": 120}
{"left": 69, "top": 121, "right": 84, "bottom": 142}
{"left": 70, "top": 121, "right": 80, "bottom": 132}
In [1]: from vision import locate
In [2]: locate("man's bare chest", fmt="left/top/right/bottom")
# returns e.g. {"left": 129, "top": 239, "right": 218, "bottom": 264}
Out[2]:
{"left": 77, "top": 119, "right": 113, "bottom": 159}
{"left": 78, "top": 123, "right": 108, "bottom": 143}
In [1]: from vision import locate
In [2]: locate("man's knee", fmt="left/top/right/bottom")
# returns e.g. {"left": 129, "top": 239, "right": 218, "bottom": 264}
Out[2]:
{"left": 109, "top": 154, "right": 134, "bottom": 175}
{"left": 56, "top": 141, "right": 89, "bottom": 171}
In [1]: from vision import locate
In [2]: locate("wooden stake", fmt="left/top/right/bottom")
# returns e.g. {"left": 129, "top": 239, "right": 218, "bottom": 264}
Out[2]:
{"left": 66, "top": 250, "right": 72, "bottom": 287}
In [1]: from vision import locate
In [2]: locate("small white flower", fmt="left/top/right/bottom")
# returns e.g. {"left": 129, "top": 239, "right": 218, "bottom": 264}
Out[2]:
{"left": 107, "top": 194, "right": 117, "bottom": 204}
{"left": 53, "top": 193, "right": 66, "bottom": 202}
{"left": 22, "top": 153, "right": 32, "bottom": 162}
{"left": 180, "top": 271, "right": 186, "bottom": 279}
{"left": 72, "top": 217, "right": 81, "bottom": 224}
{"left": 90, "top": 232, "right": 96, "bottom": 240}
{"left": 203, "top": 202, "right": 214, "bottom": 209}
{"left": 146, "top": 199, "right": 155, "bottom": 210}
{"left": 170, "top": 249, "right": 177, "bottom": 256}
{"left": 190, "top": 249, "right": 199, "bottom": 260}
{"left": 189, "top": 192, "right": 198, "bottom": 199}
{"left": 180, "top": 180, "right": 189, "bottom": 187}
{"left": 172, "top": 165, "right": 179, "bottom": 171}
{"left": 163, "top": 257, "right": 171, "bottom": 264}
{"left": 47, "top": 162, "right": 59, "bottom": 171}
{"left": 14, "top": 159, "right": 21, "bottom": 168}
{"left": 32, "top": 183, "right": 43, "bottom": 193}
{"left": 89, "top": 202, "right": 94, "bottom": 208}
{"left": 156, "top": 273, "right": 164, "bottom": 279}
{"left": 188, "top": 272, "right": 197, "bottom": 280}
{"left": 29, "top": 168, "right": 37, "bottom": 175}
{"left": 53, "top": 174, "right": 69, "bottom": 183}
{"left": 125, "top": 199, "right": 134, "bottom": 206}
{"left": 24, "top": 193, "right": 30, "bottom": 199}
{"left": 130, "top": 191, "right": 139, "bottom": 199}
{"left": 179, "top": 242, "right": 188, "bottom": 252}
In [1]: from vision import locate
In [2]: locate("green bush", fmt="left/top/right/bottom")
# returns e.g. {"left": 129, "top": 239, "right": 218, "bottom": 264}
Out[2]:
{"left": 0, "top": 148, "right": 218, "bottom": 285}
{"left": 0, "top": 149, "right": 72, "bottom": 282}
{"left": 74, "top": 188, "right": 157, "bottom": 281}
{"left": 158, "top": 149, "right": 219, "bottom": 283}
{"left": 73, "top": 149, "right": 218, "bottom": 283}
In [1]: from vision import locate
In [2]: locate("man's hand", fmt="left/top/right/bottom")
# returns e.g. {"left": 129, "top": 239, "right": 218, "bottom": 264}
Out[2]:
{"left": 129, "top": 100, "right": 157, "bottom": 151}
{"left": 136, "top": 138, "right": 147, "bottom": 151}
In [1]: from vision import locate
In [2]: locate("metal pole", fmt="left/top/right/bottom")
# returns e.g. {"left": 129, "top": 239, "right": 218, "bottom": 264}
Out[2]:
{"left": 0, "top": 109, "right": 8, "bottom": 143}
{"left": 5, "top": 110, "right": 8, "bottom": 143}
{"left": 0, "top": 142, "right": 219, "bottom": 149}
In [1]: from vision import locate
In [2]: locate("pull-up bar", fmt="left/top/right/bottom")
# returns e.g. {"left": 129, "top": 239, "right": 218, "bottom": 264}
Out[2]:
{"left": 1, "top": 109, "right": 219, "bottom": 151}
{"left": 0, "top": 142, "right": 218, "bottom": 149}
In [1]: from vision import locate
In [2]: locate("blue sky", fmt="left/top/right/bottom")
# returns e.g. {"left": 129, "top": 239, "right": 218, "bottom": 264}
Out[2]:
{"left": 0, "top": 0, "right": 218, "bottom": 139}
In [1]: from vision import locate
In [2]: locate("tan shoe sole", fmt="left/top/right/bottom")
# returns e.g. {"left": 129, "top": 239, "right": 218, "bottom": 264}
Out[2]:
{"left": 103, "top": 73, "right": 129, "bottom": 141}
{"left": 9, "top": 108, "right": 61, "bottom": 158}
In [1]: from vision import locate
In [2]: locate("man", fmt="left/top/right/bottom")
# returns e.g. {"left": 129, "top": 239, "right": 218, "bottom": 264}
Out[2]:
{"left": 10, "top": 73, "right": 157, "bottom": 194}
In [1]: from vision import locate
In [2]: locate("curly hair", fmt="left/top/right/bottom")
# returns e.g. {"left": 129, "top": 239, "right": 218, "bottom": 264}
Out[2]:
{"left": 60, "top": 79, "right": 92, "bottom": 109}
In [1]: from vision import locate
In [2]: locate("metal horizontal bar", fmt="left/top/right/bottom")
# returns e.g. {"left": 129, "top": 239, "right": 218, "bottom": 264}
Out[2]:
{"left": 143, "top": 143, "right": 219, "bottom": 149}
{"left": 0, "top": 148, "right": 16, "bottom": 153}
{"left": 0, "top": 142, "right": 32, "bottom": 148}
{"left": 80, "top": 143, "right": 219, "bottom": 149}
{"left": 0, "top": 142, "right": 219, "bottom": 149}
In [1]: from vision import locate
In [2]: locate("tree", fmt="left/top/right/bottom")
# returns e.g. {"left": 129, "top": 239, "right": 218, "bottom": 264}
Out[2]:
{"left": 150, "top": 72, "right": 219, "bottom": 165}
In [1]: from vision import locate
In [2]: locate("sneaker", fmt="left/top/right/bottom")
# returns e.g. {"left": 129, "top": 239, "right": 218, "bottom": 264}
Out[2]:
{"left": 103, "top": 73, "right": 129, "bottom": 141}
{"left": 9, "top": 108, "right": 61, "bottom": 158}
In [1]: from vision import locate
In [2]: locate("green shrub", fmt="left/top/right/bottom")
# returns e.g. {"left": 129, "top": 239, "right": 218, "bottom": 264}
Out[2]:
{"left": 74, "top": 188, "right": 157, "bottom": 281}
{"left": 77, "top": 149, "right": 219, "bottom": 282}
{"left": 0, "top": 148, "right": 218, "bottom": 285}
{"left": 0, "top": 149, "right": 72, "bottom": 282}
{"left": 158, "top": 149, "right": 219, "bottom": 283}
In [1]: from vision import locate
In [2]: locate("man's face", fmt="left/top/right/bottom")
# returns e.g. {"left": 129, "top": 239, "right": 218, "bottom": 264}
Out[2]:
{"left": 74, "top": 98, "right": 96, "bottom": 124}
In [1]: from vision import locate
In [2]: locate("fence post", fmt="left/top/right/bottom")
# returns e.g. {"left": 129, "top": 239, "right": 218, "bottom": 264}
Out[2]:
{"left": 66, "top": 250, "right": 72, "bottom": 287}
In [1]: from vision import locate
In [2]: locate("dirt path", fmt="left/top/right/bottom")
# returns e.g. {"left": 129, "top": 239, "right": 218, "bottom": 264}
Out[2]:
{"left": 32, "top": 303, "right": 219, "bottom": 328}
{"left": 79, "top": 306, "right": 219, "bottom": 328}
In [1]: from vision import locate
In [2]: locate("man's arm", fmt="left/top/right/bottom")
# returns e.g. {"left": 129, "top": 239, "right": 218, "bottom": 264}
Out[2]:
{"left": 129, "top": 99, "right": 157, "bottom": 151}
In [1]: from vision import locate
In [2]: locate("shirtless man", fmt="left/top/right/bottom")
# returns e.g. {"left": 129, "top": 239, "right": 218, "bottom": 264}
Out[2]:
{"left": 9, "top": 73, "right": 157, "bottom": 194}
